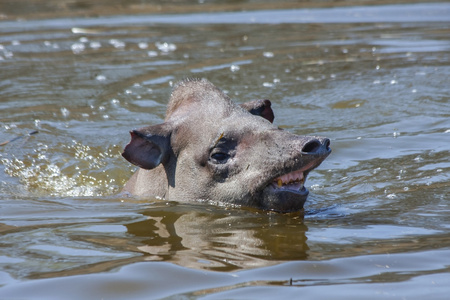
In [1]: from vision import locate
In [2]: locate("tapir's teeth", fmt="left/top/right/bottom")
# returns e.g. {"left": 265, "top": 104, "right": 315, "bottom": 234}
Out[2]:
{"left": 273, "top": 169, "right": 305, "bottom": 189}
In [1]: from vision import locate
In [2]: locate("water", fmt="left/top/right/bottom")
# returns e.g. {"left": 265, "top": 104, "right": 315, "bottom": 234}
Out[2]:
{"left": 1, "top": 1, "right": 449, "bottom": 299}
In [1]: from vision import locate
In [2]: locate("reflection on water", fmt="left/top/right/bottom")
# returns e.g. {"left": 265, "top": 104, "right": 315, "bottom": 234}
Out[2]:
{"left": 127, "top": 206, "right": 308, "bottom": 271}
{"left": 0, "top": 0, "right": 449, "bottom": 298}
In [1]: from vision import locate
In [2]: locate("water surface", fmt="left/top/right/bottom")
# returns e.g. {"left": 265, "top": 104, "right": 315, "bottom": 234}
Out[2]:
{"left": 0, "top": 1, "right": 449, "bottom": 299}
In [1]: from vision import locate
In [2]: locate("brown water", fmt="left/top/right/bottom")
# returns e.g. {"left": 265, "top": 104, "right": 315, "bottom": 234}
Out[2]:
{"left": 1, "top": 1, "right": 449, "bottom": 299}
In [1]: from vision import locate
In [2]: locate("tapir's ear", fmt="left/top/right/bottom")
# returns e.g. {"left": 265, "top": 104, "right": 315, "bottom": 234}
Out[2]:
{"left": 122, "top": 123, "right": 172, "bottom": 170}
{"left": 240, "top": 99, "right": 275, "bottom": 123}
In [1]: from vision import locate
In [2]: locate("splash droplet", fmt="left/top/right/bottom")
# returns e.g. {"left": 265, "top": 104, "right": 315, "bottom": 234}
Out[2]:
{"left": 155, "top": 42, "right": 176, "bottom": 52}
{"left": 230, "top": 65, "right": 240, "bottom": 72}
{"left": 61, "top": 108, "right": 70, "bottom": 117}
{"left": 138, "top": 42, "right": 148, "bottom": 49}
{"left": 95, "top": 75, "right": 106, "bottom": 81}
{"left": 71, "top": 43, "right": 85, "bottom": 54}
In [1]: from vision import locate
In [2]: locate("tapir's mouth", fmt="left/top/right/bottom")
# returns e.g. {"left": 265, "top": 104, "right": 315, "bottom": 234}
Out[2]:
{"left": 271, "top": 169, "right": 306, "bottom": 192}
{"left": 267, "top": 161, "right": 318, "bottom": 195}
{"left": 259, "top": 141, "right": 331, "bottom": 212}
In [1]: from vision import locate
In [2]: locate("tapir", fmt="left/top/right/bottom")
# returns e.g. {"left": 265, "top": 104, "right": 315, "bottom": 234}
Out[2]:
{"left": 122, "top": 78, "right": 331, "bottom": 212}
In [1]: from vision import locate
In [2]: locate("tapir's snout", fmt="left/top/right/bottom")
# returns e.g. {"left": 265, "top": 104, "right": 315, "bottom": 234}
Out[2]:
{"left": 301, "top": 137, "right": 331, "bottom": 156}
{"left": 260, "top": 136, "right": 331, "bottom": 212}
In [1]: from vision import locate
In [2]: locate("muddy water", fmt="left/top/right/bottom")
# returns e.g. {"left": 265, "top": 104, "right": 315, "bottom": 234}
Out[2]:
{"left": 1, "top": 1, "right": 449, "bottom": 299}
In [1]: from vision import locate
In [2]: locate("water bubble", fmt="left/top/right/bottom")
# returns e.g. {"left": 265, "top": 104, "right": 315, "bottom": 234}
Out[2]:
{"left": 307, "top": 76, "right": 314, "bottom": 81}
{"left": 1, "top": 50, "right": 12, "bottom": 59}
{"left": 79, "top": 37, "right": 89, "bottom": 43}
{"left": 71, "top": 43, "right": 85, "bottom": 54}
{"left": 43, "top": 41, "right": 59, "bottom": 49}
{"left": 109, "top": 39, "right": 125, "bottom": 48}
{"left": 263, "top": 82, "right": 274, "bottom": 87}
{"left": 155, "top": 42, "right": 176, "bottom": 52}
{"left": 373, "top": 80, "right": 381, "bottom": 84}
{"left": 390, "top": 80, "right": 398, "bottom": 84}
{"left": 138, "top": 42, "right": 148, "bottom": 49}
{"left": 147, "top": 51, "right": 158, "bottom": 57}
{"left": 95, "top": 75, "right": 106, "bottom": 81}
{"left": 110, "top": 99, "right": 120, "bottom": 106}
{"left": 230, "top": 65, "right": 240, "bottom": 72}
{"left": 61, "top": 107, "right": 70, "bottom": 117}
{"left": 386, "top": 193, "right": 397, "bottom": 199}
{"left": 263, "top": 51, "right": 274, "bottom": 58}
{"left": 273, "top": 78, "right": 280, "bottom": 83}
{"left": 11, "top": 40, "right": 20, "bottom": 46}
{"left": 89, "top": 41, "right": 101, "bottom": 49}
{"left": 310, "top": 184, "right": 321, "bottom": 190}
{"left": 411, "top": 89, "right": 417, "bottom": 93}
{"left": 342, "top": 48, "right": 348, "bottom": 54}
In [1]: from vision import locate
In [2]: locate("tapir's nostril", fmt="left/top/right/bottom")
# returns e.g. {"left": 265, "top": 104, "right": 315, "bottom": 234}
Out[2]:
{"left": 302, "top": 139, "right": 321, "bottom": 153}
{"left": 323, "top": 138, "right": 331, "bottom": 151}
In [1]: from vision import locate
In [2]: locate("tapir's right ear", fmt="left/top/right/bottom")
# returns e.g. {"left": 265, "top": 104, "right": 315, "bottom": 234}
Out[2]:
{"left": 122, "top": 123, "right": 172, "bottom": 170}
{"left": 240, "top": 99, "right": 275, "bottom": 123}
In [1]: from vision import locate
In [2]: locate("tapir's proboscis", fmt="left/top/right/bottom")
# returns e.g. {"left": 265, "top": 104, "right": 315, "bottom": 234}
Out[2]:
{"left": 122, "top": 79, "right": 331, "bottom": 213}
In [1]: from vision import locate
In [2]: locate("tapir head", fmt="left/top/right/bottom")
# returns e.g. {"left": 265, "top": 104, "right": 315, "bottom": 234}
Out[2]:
{"left": 122, "top": 78, "right": 331, "bottom": 212}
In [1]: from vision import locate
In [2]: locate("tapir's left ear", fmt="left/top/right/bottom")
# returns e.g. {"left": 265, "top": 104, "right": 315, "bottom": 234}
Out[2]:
{"left": 240, "top": 99, "right": 275, "bottom": 123}
{"left": 122, "top": 123, "right": 172, "bottom": 170}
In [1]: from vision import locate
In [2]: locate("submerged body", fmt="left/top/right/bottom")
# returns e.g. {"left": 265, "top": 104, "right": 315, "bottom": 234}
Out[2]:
{"left": 122, "top": 79, "right": 331, "bottom": 212}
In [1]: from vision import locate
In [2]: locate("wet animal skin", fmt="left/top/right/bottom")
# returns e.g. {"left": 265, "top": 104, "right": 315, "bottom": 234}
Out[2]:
{"left": 122, "top": 79, "right": 331, "bottom": 212}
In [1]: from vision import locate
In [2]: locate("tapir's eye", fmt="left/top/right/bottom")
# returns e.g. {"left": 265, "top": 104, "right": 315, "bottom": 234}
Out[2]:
{"left": 210, "top": 151, "right": 230, "bottom": 163}
{"left": 209, "top": 135, "right": 236, "bottom": 165}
